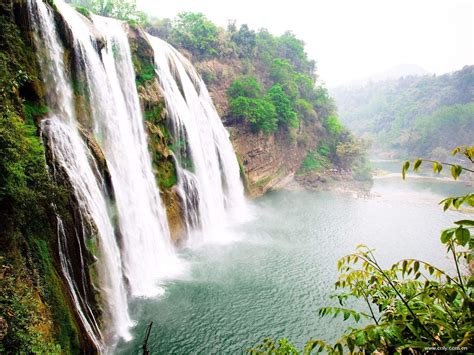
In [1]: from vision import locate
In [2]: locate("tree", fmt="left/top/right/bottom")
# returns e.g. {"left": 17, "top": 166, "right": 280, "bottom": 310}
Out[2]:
{"left": 276, "top": 31, "right": 314, "bottom": 74}
{"left": 227, "top": 76, "right": 262, "bottom": 99}
{"left": 231, "top": 24, "right": 256, "bottom": 58}
{"left": 294, "top": 98, "right": 317, "bottom": 122}
{"left": 170, "top": 12, "right": 219, "bottom": 58}
{"left": 229, "top": 96, "right": 277, "bottom": 134}
{"left": 267, "top": 84, "right": 298, "bottom": 128}
{"left": 68, "top": 0, "right": 147, "bottom": 24}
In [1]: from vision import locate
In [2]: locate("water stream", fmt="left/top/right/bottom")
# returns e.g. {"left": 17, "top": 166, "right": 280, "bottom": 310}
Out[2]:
{"left": 148, "top": 35, "right": 248, "bottom": 241}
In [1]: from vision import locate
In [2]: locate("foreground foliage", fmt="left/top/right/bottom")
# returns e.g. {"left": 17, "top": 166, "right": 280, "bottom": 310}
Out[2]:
{"left": 250, "top": 146, "right": 473, "bottom": 354}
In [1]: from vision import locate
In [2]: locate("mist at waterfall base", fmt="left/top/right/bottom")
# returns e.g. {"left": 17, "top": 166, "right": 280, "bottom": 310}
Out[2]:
{"left": 116, "top": 162, "right": 471, "bottom": 353}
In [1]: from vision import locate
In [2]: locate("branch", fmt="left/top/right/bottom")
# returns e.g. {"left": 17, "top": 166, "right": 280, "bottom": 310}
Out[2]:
{"left": 420, "top": 159, "right": 474, "bottom": 173}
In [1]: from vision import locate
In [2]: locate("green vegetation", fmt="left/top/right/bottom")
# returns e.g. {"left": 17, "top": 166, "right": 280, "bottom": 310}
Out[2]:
{"left": 146, "top": 11, "right": 367, "bottom": 176}
{"left": 169, "top": 12, "right": 219, "bottom": 59}
{"left": 267, "top": 84, "right": 298, "bottom": 128}
{"left": 67, "top": 0, "right": 147, "bottom": 24}
{"left": 0, "top": 1, "right": 81, "bottom": 351}
{"left": 299, "top": 148, "right": 331, "bottom": 173}
{"left": 332, "top": 66, "right": 474, "bottom": 157}
{"left": 135, "top": 63, "right": 156, "bottom": 86}
{"left": 147, "top": 14, "right": 334, "bottom": 128}
{"left": 250, "top": 146, "right": 473, "bottom": 354}
{"left": 229, "top": 96, "right": 277, "bottom": 134}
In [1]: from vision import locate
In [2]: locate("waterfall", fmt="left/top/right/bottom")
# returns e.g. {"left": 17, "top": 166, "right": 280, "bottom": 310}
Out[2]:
{"left": 26, "top": 0, "right": 131, "bottom": 347}
{"left": 27, "top": 0, "right": 247, "bottom": 349}
{"left": 147, "top": 36, "right": 248, "bottom": 240}
{"left": 54, "top": 2, "right": 185, "bottom": 298}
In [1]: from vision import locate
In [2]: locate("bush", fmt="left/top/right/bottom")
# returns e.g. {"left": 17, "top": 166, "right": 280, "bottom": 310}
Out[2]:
{"left": 267, "top": 84, "right": 298, "bottom": 128}
{"left": 227, "top": 76, "right": 262, "bottom": 99}
{"left": 229, "top": 96, "right": 277, "bottom": 133}
{"left": 299, "top": 149, "right": 330, "bottom": 173}
{"left": 325, "top": 115, "right": 344, "bottom": 136}
{"left": 170, "top": 12, "right": 219, "bottom": 58}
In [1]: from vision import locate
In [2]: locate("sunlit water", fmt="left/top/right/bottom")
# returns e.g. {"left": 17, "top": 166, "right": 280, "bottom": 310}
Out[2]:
{"left": 116, "top": 162, "right": 471, "bottom": 353}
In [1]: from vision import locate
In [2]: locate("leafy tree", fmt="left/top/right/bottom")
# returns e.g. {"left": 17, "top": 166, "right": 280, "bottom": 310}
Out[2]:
{"left": 229, "top": 96, "right": 277, "bottom": 133}
{"left": 255, "top": 28, "right": 277, "bottom": 65}
{"left": 335, "top": 139, "right": 365, "bottom": 169}
{"left": 276, "top": 31, "right": 314, "bottom": 75}
{"left": 170, "top": 12, "right": 219, "bottom": 58}
{"left": 68, "top": 0, "right": 147, "bottom": 24}
{"left": 146, "top": 17, "right": 173, "bottom": 42}
{"left": 294, "top": 98, "right": 317, "bottom": 122}
{"left": 299, "top": 148, "right": 331, "bottom": 173}
{"left": 332, "top": 65, "right": 474, "bottom": 156}
{"left": 231, "top": 24, "right": 256, "bottom": 58}
{"left": 325, "top": 115, "right": 343, "bottom": 136}
{"left": 270, "top": 58, "right": 295, "bottom": 85}
{"left": 267, "top": 84, "right": 298, "bottom": 128}
{"left": 227, "top": 76, "right": 262, "bottom": 99}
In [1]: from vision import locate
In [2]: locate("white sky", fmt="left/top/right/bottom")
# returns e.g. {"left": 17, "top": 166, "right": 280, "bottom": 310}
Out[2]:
{"left": 137, "top": 0, "right": 474, "bottom": 87}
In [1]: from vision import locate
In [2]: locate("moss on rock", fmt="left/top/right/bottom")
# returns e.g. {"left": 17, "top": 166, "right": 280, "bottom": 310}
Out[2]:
{"left": 127, "top": 23, "right": 186, "bottom": 242}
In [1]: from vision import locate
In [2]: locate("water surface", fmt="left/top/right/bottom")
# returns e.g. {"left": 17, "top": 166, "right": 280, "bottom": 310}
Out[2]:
{"left": 116, "top": 163, "right": 471, "bottom": 353}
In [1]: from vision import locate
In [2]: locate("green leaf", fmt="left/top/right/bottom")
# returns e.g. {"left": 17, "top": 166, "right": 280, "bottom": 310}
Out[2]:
{"left": 450, "top": 165, "right": 462, "bottom": 180}
{"left": 451, "top": 146, "right": 461, "bottom": 156}
{"left": 451, "top": 165, "right": 458, "bottom": 180}
{"left": 442, "top": 198, "right": 452, "bottom": 211}
{"left": 413, "top": 261, "right": 419, "bottom": 273}
{"left": 433, "top": 161, "right": 443, "bottom": 174}
{"left": 453, "top": 219, "right": 474, "bottom": 226}
{"left": 402, "top": 161, "right": 410, "bottom": 179}
{"left": 406, "top": 323, "right": 420, "bottom": 339}
{"left": 413, "top": 159, "right": 422, "bottom": 172}
{"left": 440, "top": 229, "right": 454, "bottom": 244}
{"left": 354, "top": 312, "right": 361, "bottom": 322}
{"left": 355, "top": 331, "right": 366, "bottom": 346}
{"left": 455, "top": 227, "right": 470, "bottom": 246}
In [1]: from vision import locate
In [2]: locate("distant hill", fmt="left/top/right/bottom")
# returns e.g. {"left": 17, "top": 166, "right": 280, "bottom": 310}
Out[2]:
{"left": 331, "top": 65, "right": 474, "bottom": 157}
{"left": 342, "top": 64, "right": 430, "bottom": 88}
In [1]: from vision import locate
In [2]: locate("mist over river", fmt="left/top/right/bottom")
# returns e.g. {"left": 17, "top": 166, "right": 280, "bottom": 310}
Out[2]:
{"left": 116, "top": 161, "right": 471, "bottom": 353}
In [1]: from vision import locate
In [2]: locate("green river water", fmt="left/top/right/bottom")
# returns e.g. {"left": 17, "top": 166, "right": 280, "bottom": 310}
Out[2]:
{"left": 116, "top": 161, "right": 471, "bottom": 354}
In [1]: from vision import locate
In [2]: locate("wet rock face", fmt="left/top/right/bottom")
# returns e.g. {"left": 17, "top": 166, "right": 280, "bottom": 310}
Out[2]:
{"left": 230, "top": 124, "right": 319, "bottom": 197}
{"left": 127, "top": 24, "right": 186, "bottom": 243}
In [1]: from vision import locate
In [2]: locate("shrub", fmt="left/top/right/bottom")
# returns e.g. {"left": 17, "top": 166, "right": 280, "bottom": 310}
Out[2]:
{"left": 267, "top": 84, "right": 298, "bottom": 128}
{"left": 227, "top": 76, "right": 262, "bottom": 99}
{"left": 170, "top": 12, "right": 219, "bottom": 58}
{"left": 229, "top": 96, "right": 277, "bottom": 133}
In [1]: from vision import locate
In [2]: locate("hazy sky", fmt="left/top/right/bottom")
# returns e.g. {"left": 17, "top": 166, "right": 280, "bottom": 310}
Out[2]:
{"left": 137, "top": 0, "right": 474, "bottom": 87}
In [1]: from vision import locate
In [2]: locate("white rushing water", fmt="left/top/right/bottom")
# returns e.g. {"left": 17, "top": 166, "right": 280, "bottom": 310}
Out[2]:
{"left": 147, "top": 35, "right": 248, "bottom": 241}
{"left": 55, "top": 1, "right": 185, "bottom": 298}
{"left": 28, "top": 0, "right": 248, "bottom": 349}
{"left": 27, "top": 0, "right": 131, "bottom": 348}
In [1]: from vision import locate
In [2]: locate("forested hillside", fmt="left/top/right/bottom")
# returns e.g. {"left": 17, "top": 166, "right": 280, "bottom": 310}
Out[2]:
{"left": 332, "top": 66, "right": 474, "bottom": 158}
{"left": 144, "top": 13, "right": 371, "bottom": 191}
